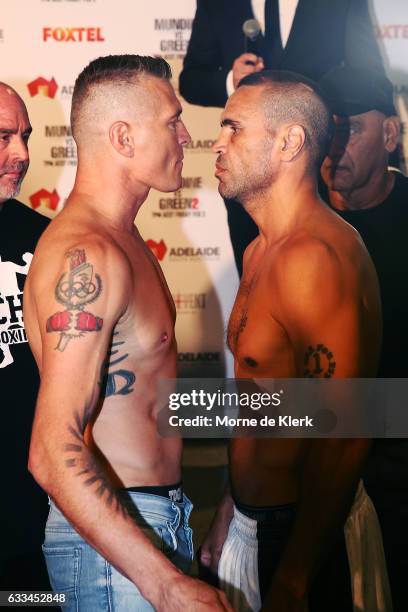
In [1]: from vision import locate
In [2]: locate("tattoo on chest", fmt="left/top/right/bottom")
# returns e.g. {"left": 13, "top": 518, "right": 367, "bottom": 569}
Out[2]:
{"left": 238, "top": 309, "right": 248, "bottom": 335}
{"left": 231, "top": 308, "right": 248, "bottom": 346}
{"left": 46, "top": 249, "right": 103, "bottom": 351}
{"left": 64, "top": 402, "right": 128, "bottom": 519}
{"left": 304, "top": 344, "right": 336, "bottom": 378}
{"left": 99, "top": 332, "right": 136, "bottom": 398}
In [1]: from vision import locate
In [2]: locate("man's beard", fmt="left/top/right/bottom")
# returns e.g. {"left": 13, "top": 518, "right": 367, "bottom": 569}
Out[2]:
{"left": 220, "top": 166, "right": 275, "bottom": 206}
{"left": 0, "top": 163, "right": 27, "bottom": 201}
{"left": 0, "top": 180, "right": 23, "bottom": 201}
{"left": 217, "top": 141, "right": 274, "bottom": 204}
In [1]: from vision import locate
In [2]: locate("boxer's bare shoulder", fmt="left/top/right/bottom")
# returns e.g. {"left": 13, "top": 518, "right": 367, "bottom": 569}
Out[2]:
{"left": 230, "top": 223, "right": 380, "bottom": 379}
{"left": 24, "top": 224, "right": 131, "bottom": 360}
{"left": 271, "top": 233, "right": 353, "bottom": 305}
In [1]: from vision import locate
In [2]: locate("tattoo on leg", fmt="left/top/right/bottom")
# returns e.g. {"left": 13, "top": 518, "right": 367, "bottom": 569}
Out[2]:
{"left": 99, "top": 332, "right": 136, "bottom": 398}
{"left": 46, "top": 249, "right": 103, "bottom": 352}
{"left": 303, "top": 344, "right": 336, "bottom": 378}
{"left": 64, "top": 402, "right": 128, "bottom": 519}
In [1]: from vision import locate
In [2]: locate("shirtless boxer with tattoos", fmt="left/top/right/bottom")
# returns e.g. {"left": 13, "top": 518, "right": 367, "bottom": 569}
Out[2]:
{"left": 24, "top": 55, "right": 231, "bottom": 612}
{"left": 200, "top": 71, "right": 391, "bottom": 611}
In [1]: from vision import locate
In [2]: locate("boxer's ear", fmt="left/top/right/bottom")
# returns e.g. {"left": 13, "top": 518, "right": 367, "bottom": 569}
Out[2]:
{"left": 109, "top": 121, "right": 134, "bottom": 158}
{"left": 280, "top": 124, "right": 306, "bottom": 162}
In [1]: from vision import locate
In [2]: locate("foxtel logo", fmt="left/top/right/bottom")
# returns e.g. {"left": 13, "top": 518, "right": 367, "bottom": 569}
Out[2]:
{"left": 27, "top": 77, "right": 58, "bottom": 98}
{"left": 146, "top": 239, "right": 167, "bottom": 261}
{"left": 29, "top": 188, "right": 60, "bottom": 211}
{"left": 43, "top": 27, "right": 105, "bottom": 42}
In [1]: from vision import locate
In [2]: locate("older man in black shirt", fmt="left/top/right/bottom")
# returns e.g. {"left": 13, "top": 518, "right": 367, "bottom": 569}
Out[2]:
{"left": 0, "top": 82, "right": 50, "bottom": 590}
{"left": 320, "top": 65, "right": 408, "bottom": 612}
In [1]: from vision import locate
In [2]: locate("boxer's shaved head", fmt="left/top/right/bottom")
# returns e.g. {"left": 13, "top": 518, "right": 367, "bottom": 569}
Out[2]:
{"left": 71, "top": 55, "right": 172, "bottom": 146}
{"left": 238, "top": 70, "right": 333, "bottom": 171}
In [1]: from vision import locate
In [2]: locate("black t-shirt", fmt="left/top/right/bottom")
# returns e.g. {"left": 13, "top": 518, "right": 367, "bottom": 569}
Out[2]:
{"left": 327, "top": 173, "right": 408, "bottom": 510}
{"left": 0, "top": 199, "right": 50, "bottom": 557}
{"left": 334, "top": 171, "right": 408, "bottom": 378}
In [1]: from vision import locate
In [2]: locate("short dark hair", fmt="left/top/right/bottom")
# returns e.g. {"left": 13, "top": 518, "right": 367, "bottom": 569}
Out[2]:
{"left": 71, "top": 55, "right": 172, "bottom": 135}
{"left": 238, "top": 70, "right": 333, "bottom": 170}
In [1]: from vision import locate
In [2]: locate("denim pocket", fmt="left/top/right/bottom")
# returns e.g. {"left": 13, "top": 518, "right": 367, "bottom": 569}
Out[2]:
{"left": 42, "top": 545, "right": 81, "bottom": 597}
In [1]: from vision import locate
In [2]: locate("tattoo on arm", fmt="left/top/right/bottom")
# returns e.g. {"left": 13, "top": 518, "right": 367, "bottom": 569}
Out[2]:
{"left": 46, "top": 249, "right": 103, "bottom": 352}
{"left": 303, "top": 344, "right": 336, "bottom": 378}
{"left": 99, "top": 332, "right": 136, "bottom": 398}
{"left": 64, "top": 402, "right": 128, "bottom": 519}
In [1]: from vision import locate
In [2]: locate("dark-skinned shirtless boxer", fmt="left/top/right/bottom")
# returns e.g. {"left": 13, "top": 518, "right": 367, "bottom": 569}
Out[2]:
{"left": 200, "top": 70, "right": 391, "bottom": 612}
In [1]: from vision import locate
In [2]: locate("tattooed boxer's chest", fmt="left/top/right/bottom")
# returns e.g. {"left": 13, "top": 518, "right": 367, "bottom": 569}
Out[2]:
{"left": 228, "top": 277, "right": 294, "bottom": 377}
{"left": 99, "top": 302, "right": 175, "bottom": 401}
{"left": 99, "top": 324, "right": 174, "bottom": 402}
{"left": 227, "top": 278, "right": 253, "bottom": 354}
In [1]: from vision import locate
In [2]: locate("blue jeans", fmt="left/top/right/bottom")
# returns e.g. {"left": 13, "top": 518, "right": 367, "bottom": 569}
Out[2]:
{"left": 43, "top": 491, "right": 194, "bottom": 611}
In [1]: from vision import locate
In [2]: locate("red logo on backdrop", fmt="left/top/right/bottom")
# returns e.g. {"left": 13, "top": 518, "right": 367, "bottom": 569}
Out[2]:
{"left": 43, "top": 27, "right": 105, "bottom": 42}
{"left": 29, "top": 188, "right": 60, "bottom": 211}
{"left": 27, "top": 77, "right": 58, "bottom": 98}
{"left": 375, "top": 24, "right": 408, "bottom": 39}
{"left": 146, "top": 239, "right": 167, "bottom": 261}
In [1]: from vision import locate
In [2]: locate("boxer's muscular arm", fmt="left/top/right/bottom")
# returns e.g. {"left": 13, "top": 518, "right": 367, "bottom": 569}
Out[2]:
{"left": 263, "top": 239, "right": 372, "bottom": 609}
{"left": 28, "top": 241, "right": 232, "bottom": 612}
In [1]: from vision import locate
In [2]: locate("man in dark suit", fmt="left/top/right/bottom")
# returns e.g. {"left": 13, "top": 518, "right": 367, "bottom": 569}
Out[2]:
{"left": 179, "top": 0, "right": 385, "bottom": 276}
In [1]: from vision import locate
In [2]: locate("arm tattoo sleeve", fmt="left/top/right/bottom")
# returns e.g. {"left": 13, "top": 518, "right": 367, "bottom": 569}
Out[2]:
{"left": 303, "top": 344, "right": 336, "bottom": 378}
{"left": 46, "top": 248, "right": 103, "bottom": 351}
{"left": 64, "top": 402, "right": 128, "bottom": 519}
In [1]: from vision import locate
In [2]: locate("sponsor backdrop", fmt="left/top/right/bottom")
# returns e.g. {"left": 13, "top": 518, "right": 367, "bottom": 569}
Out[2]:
{"left": 1, "top": 0, "right": 407, "bottom": 377}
